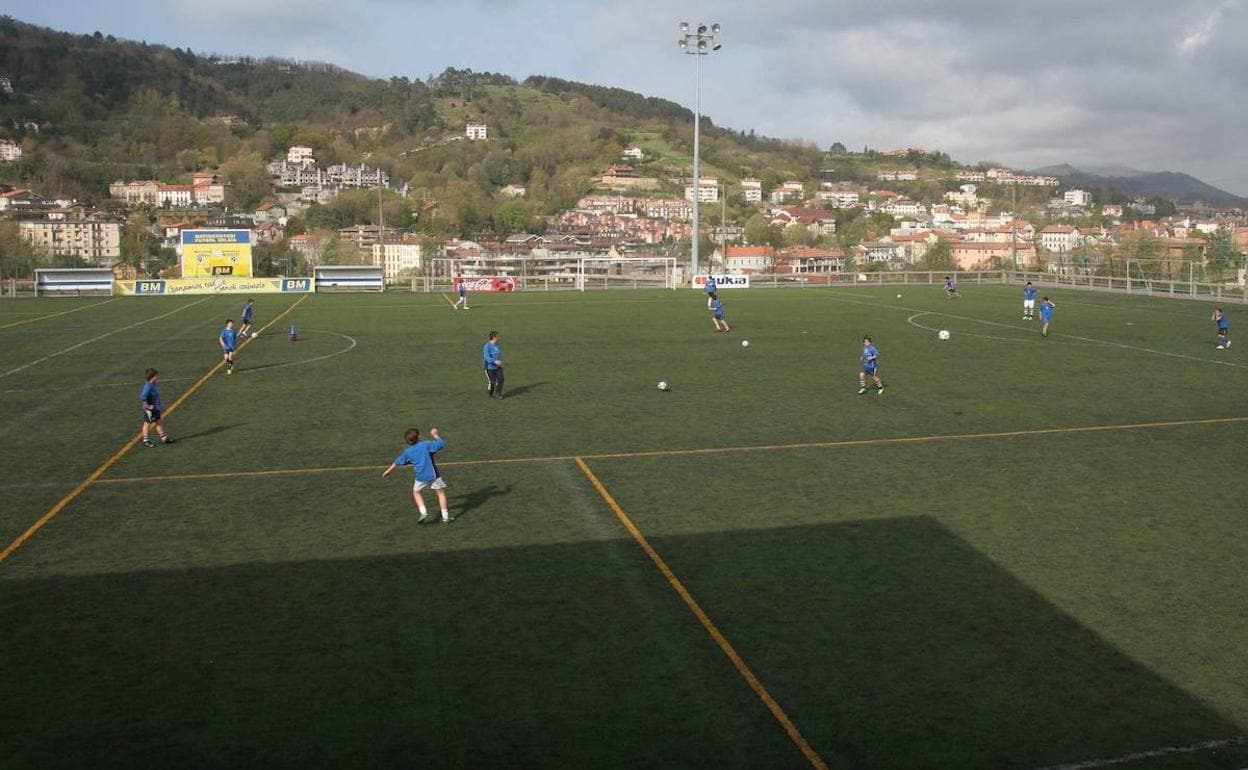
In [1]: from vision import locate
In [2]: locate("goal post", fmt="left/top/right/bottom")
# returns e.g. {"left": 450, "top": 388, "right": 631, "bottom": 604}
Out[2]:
{"left": 575, "top": 257, "right": 677, "bottom": 291}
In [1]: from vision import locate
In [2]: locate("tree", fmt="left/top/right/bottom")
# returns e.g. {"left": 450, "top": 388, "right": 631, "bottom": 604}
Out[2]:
{"left": 1206, "top": 227, "right": 1240, "bottom": 279}
{"left": 743, "top": 213, "right": 771, "bottom": 246}
{"left": 919, "top": 238, "right": 954, "bottom": 271}
{"left": 221, "top": 153, "right": 271, "bottom": 210}
{"left": 782, "top": 222, "right": 811, "bottom": 247}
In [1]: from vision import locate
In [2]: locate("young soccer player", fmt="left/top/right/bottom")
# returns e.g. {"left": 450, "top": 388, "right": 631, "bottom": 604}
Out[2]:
{"left": 705, "top": 275, "right": 717, "bottom": 309}
{"left": 483, "top": 330, "right": 504, "bottom": 398}
{"left": 944, "top": 275, "right": 961, "bottom": 299}
{"left": 453, "top": 275, "right": 469, "bottom": 310}
{"left": 220, "top": 319, "right": 238, "bottom": 374}
{"left": 858, "top": 336, "right": 885, "bottom": 395}
{"left": 1212, "top": 306, "right": 1231, "bottom": 349}
{"left": 1039, "top": 297, "right": 1056, "bottom": 337}
{"left": 238, "top": 299, "right": 256, "bottom": 337}
{"left": 1023, "top": 281, "right": 1038, "bottom": 320}
{"left": 711, "top": 295, "right": 730, "bottom": 332}
{"left": 140, "top": 368, "right": 174, "bottom": 446}
{"left": 382, "top": 427, "right": 451, "bottom": 523}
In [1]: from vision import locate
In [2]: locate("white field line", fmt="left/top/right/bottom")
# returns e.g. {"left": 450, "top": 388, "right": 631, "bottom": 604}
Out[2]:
{"left": 1033, "top": 735, "right": 1248, "bottom": 770}
{"left": 0, "top": 298, "right": 213, "bottom": 381}
{"left": 236, "top": 330, "right": 357, "bottom": 374}
{"left": 907, "top": 312, "right": 1024, "bottom": 343}
{"left": 827, "top": 295, "right": 1248, "bottom": 370}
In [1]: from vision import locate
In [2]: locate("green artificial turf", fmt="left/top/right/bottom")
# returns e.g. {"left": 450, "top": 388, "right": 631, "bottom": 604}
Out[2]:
{"left": 1, "top": 284, "right": 1246, "bottom": 769}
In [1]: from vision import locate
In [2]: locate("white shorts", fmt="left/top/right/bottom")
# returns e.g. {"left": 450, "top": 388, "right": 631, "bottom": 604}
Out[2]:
{"left": 414, "top": 477, "right": 447, "bottom": 491}
{"left": 1023, "top": 299, "right": 1035, "bottom": 309}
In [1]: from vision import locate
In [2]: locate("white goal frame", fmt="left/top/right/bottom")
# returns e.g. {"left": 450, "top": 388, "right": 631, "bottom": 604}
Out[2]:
{"left": 575, "top": 257, "right": 677, "bottom": 291}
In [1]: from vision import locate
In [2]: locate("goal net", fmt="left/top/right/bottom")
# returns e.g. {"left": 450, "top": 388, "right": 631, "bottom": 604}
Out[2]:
{"left": 575, "top": 257, "right": 677, "bottom": 291}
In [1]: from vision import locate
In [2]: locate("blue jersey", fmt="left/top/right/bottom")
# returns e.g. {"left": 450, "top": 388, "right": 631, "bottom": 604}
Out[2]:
{"left": 241, "top": 303, "right": 254, "bottom": 322}
{"left": 483, "top": 341, "right": 502, "bottom": 370}
{"left": 140, "top": 381, "right": 162, "bottom": 410}
{"left": 861, "top": 344, "right": 879, "bottom": 370}
{"left": 220, "top": 327, "right": 238, "bottom": 349}
{"left": 945, "top": 279, "right": 954, "bottom": 290}
{"left": 458, "top": 282, "right": 467, "bottom": 297}
{"left": 1215, "top": 312, "right": 1229, "bottom": 330}
{"left": 705, "top": 278, "right": 717, "bottom": 295}
{"left": 712, "top": 297, "right": 724, "bottom": 318}
{"left": 394, "top": 437, "right": 446, "bottom": 482}
{"left": 1024, "top": 285, "right": 1037, "bottom": 300}
{"left": 1040, "top": 302, "right": 1054, "bottom": 321}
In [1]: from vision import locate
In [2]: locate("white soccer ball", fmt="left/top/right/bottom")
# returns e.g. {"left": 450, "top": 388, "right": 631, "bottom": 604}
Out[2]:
{"left": 658, "top": 381, "right": 669, "bottom": 391}
{"left": 252, "top": 332, "right": 259, "bottom": 339}
{"left": 741, "top": 340, "right": 749, "bottom": 347}
{"left": 896, "top": 293, "right": 902, "bottom": 299}
{"left": 938, "top": 329, "right": 951, "bottom": 341}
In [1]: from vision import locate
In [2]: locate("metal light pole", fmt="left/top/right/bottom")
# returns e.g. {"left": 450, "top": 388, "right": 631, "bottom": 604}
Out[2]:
{"left": 679, "top": 22, "right": 721, "bottom": 280}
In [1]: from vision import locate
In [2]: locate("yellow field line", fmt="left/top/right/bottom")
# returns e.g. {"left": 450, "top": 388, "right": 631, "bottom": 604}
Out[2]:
{"left": 0, "top": 297, "right": 119, "bottom": 329}
{"left": 574, "top": 458, "right": 829, "bottom": 769}
{"left": 0, "top": 295, "right": 309, "bottom": 565}
{"left": 440, "top": 293, "right": 456, "bottom": 307}
{"left": 93, "top": 414, "right": 1248, "bottom": 486}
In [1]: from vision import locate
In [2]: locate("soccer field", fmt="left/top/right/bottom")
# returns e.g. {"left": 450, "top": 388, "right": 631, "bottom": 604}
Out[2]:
{"left": 2, "top": 285, "right": 1247, "bottom": 769}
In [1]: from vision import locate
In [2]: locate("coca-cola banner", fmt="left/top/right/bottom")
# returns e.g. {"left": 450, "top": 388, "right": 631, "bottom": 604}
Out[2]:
{"left": 458, "top": 277, "right": 517, "bottom": 292}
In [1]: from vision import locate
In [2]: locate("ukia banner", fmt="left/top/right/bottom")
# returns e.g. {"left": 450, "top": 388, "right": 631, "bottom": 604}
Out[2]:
{"left": 116, "top": 277, "right": 313, "bottom": 296}
{"left": 693, "top": 274, "right": 750, "bottom": 290}
{"left": 181, "top": 229, "right": 254, "bottom": 278}
{"left": 459, "top": 276, "right": 516, "bottom": 292}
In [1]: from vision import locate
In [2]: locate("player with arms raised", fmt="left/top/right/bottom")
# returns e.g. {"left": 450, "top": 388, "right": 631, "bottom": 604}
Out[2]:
{"left": 382, "top": 427, "right": 451, "bottom": 523}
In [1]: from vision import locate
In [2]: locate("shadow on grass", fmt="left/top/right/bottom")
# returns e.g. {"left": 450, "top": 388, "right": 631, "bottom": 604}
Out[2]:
{"left": 176, "top": 423, "right": 248, "bottom": 442}
{"left": 450, "top": 483, "right": 511, "bottom": 520}
{"left": 1, "top": 518, "right": 1242, "bottom": 768}
{"left": 501, "top": 381, "right": 547, "bottom": 399}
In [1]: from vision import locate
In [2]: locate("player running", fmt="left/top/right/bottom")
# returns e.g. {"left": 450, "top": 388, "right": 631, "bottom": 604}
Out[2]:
{"left": 711, "top": 295, "right": 731, "bottom": 333}
{"left": 382, "top": 427, "right": 451, "bottom": 523}
{"left": 944, "top": 275, "right": 961, "bottom": 299}
{"left": 238, "top": 299, "right": 256, "bottom": 337}
{"left": 858, "top": 336, "right": 885, "bottom": 395}
{"left": 139, "top": 368, "right": 174, "bottom": 447}
{"left": 453, "top": 275, "right": 469, "bottom": 310}
{"left": 484, "top": 330, "right": 504, "bottom": 399}
{"left": 1213, "top": 307, "right": 1231, "bottom": 349}
{"left": 705, "top": 275, "right": 717, "bottom": 309}
{"left": 1023, "top": 282, "right": 1038, "bottom": 320}
{"left": 1039, "top": 297, "right": 1056, "bottom": 337}
{"left": 220, "top": 319, "right": 238, "bottom": 374}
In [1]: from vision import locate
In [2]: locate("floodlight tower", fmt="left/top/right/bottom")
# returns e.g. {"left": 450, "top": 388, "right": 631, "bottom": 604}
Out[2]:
{"left": 679, "top": 21, "right": 721, "bottom": 279}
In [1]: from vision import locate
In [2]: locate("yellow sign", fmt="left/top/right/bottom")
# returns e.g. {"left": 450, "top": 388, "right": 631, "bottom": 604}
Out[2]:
{"left": 180, "top": 229, "right": 254, "bottom": 278}
{"left": 115, "top": 277, "right": 313, "bottom": 296}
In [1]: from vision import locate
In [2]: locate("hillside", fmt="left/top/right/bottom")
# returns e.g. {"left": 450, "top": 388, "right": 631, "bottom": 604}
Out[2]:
{"left": 1030, "top": 164, "right": 1248, "bottom": 209}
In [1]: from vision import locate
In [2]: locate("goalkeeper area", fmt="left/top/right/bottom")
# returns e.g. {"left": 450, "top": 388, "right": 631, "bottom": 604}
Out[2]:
{"left": 2, "top": 285, "right": 1247, "bottom": 768}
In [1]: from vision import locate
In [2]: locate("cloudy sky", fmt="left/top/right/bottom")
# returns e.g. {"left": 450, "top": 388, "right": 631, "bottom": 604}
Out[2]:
{"left": 7, "top": 0, "right": 1248, "bottom": 193}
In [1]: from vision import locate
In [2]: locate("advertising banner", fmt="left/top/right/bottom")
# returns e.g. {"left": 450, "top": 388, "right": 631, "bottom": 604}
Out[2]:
{"left": 459, "top": 277, "right": 517, "bottom": 292}
{"left": 692, "top": 274, "right": 750, "bottom": 289}
{"left": 116, "top": 277, "right": 313, "bottom": 296}
{"left": 181, "top": 229, "right": 254, "bottom": 278}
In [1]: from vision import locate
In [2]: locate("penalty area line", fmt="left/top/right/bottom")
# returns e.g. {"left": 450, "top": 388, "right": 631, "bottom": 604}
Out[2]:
{"left": 574, "top": 457, "right": 830, "bottom": 770}
{"left": 0, "top": 295, "right": 309, "bottom": 566}
{"left": 92, "top": 414, "right": 1248, "bottom": 487}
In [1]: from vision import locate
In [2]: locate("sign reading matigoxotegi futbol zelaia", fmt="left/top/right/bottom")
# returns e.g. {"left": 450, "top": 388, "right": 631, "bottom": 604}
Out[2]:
{"left": 114, "top": 277, "right": 313, "bottom": 295}
{"left": 180, "top": 229, "right": 254, "bottom": 278}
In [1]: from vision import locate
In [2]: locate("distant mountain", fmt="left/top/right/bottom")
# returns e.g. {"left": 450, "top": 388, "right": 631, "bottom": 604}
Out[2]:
{"left": 1030, "top": 164, "right": 1248, "bottom": 209}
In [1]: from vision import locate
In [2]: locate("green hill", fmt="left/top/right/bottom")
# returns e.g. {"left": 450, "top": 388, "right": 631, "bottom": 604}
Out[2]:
{"left": 0, "top": 16, "right": 833, "bottom": 235}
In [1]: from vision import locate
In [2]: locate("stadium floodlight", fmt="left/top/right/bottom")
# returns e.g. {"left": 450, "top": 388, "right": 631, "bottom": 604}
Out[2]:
{"left": 677, "top": 21, "right": 722, "bottom": 281}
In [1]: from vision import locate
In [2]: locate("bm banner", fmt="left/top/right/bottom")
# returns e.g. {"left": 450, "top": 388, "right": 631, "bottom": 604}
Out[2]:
{"left": 115, "top": 277, "right": 314, "bottom": 296}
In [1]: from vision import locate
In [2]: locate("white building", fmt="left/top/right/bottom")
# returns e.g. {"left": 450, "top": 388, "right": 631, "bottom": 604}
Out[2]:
{"left": 20, "top": 219, "right": 123, "bottom": 263}
{"left": 466, "top": 122, "right": 488, "bottom": 141}
{"left": 815, "top": 190, "right": 860, "bottom": 208}
{"left": 0, "top": 139, "right": 21, "bottom": 162}
{"left": 1039, "top": 225, "right": 1081, "bottom": 253}
{"left": 769, "top": 180, "right": 806, "bottom": 203}
{"left": 880, "top": 199, "right": 927, "bottom": 218}
{"left": 500, "top": 184, "right": 527, "bottom": 198}
{"left": 685, "top": 178, "right": 720, "bottom": 203}
{"left": 157, "top": 185, "right": 194, "bottom": 207}
{"left": 1063, "top": 189, "right": 1092, "bottom": 207}
{"left": 741, "top": 178, "right": 762, "bottom": 203}
{"left": 371, "top": 240, "right": 423, "bottom": 281}
{"left": 287, "top": 146, "right": 315, "bottom": 165}
{"left": 622, "top": 146, "right": 645, "bottom": 160}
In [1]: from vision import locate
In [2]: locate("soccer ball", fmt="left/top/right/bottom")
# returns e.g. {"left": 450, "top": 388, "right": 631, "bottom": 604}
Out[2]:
{"left": 896, "top": 293, "right": 902, "bottom": 299}
{"left": 252, "top": 332, "right": 259, "bottom": 339}
{"left": 741, "top": 340, "right": 749, "bottom": 347}
{"left": 938, "top": 330, "right": 951, "bottom": 341}
{"left": 658, "top": 381, "right": 669, "bottom": 391}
